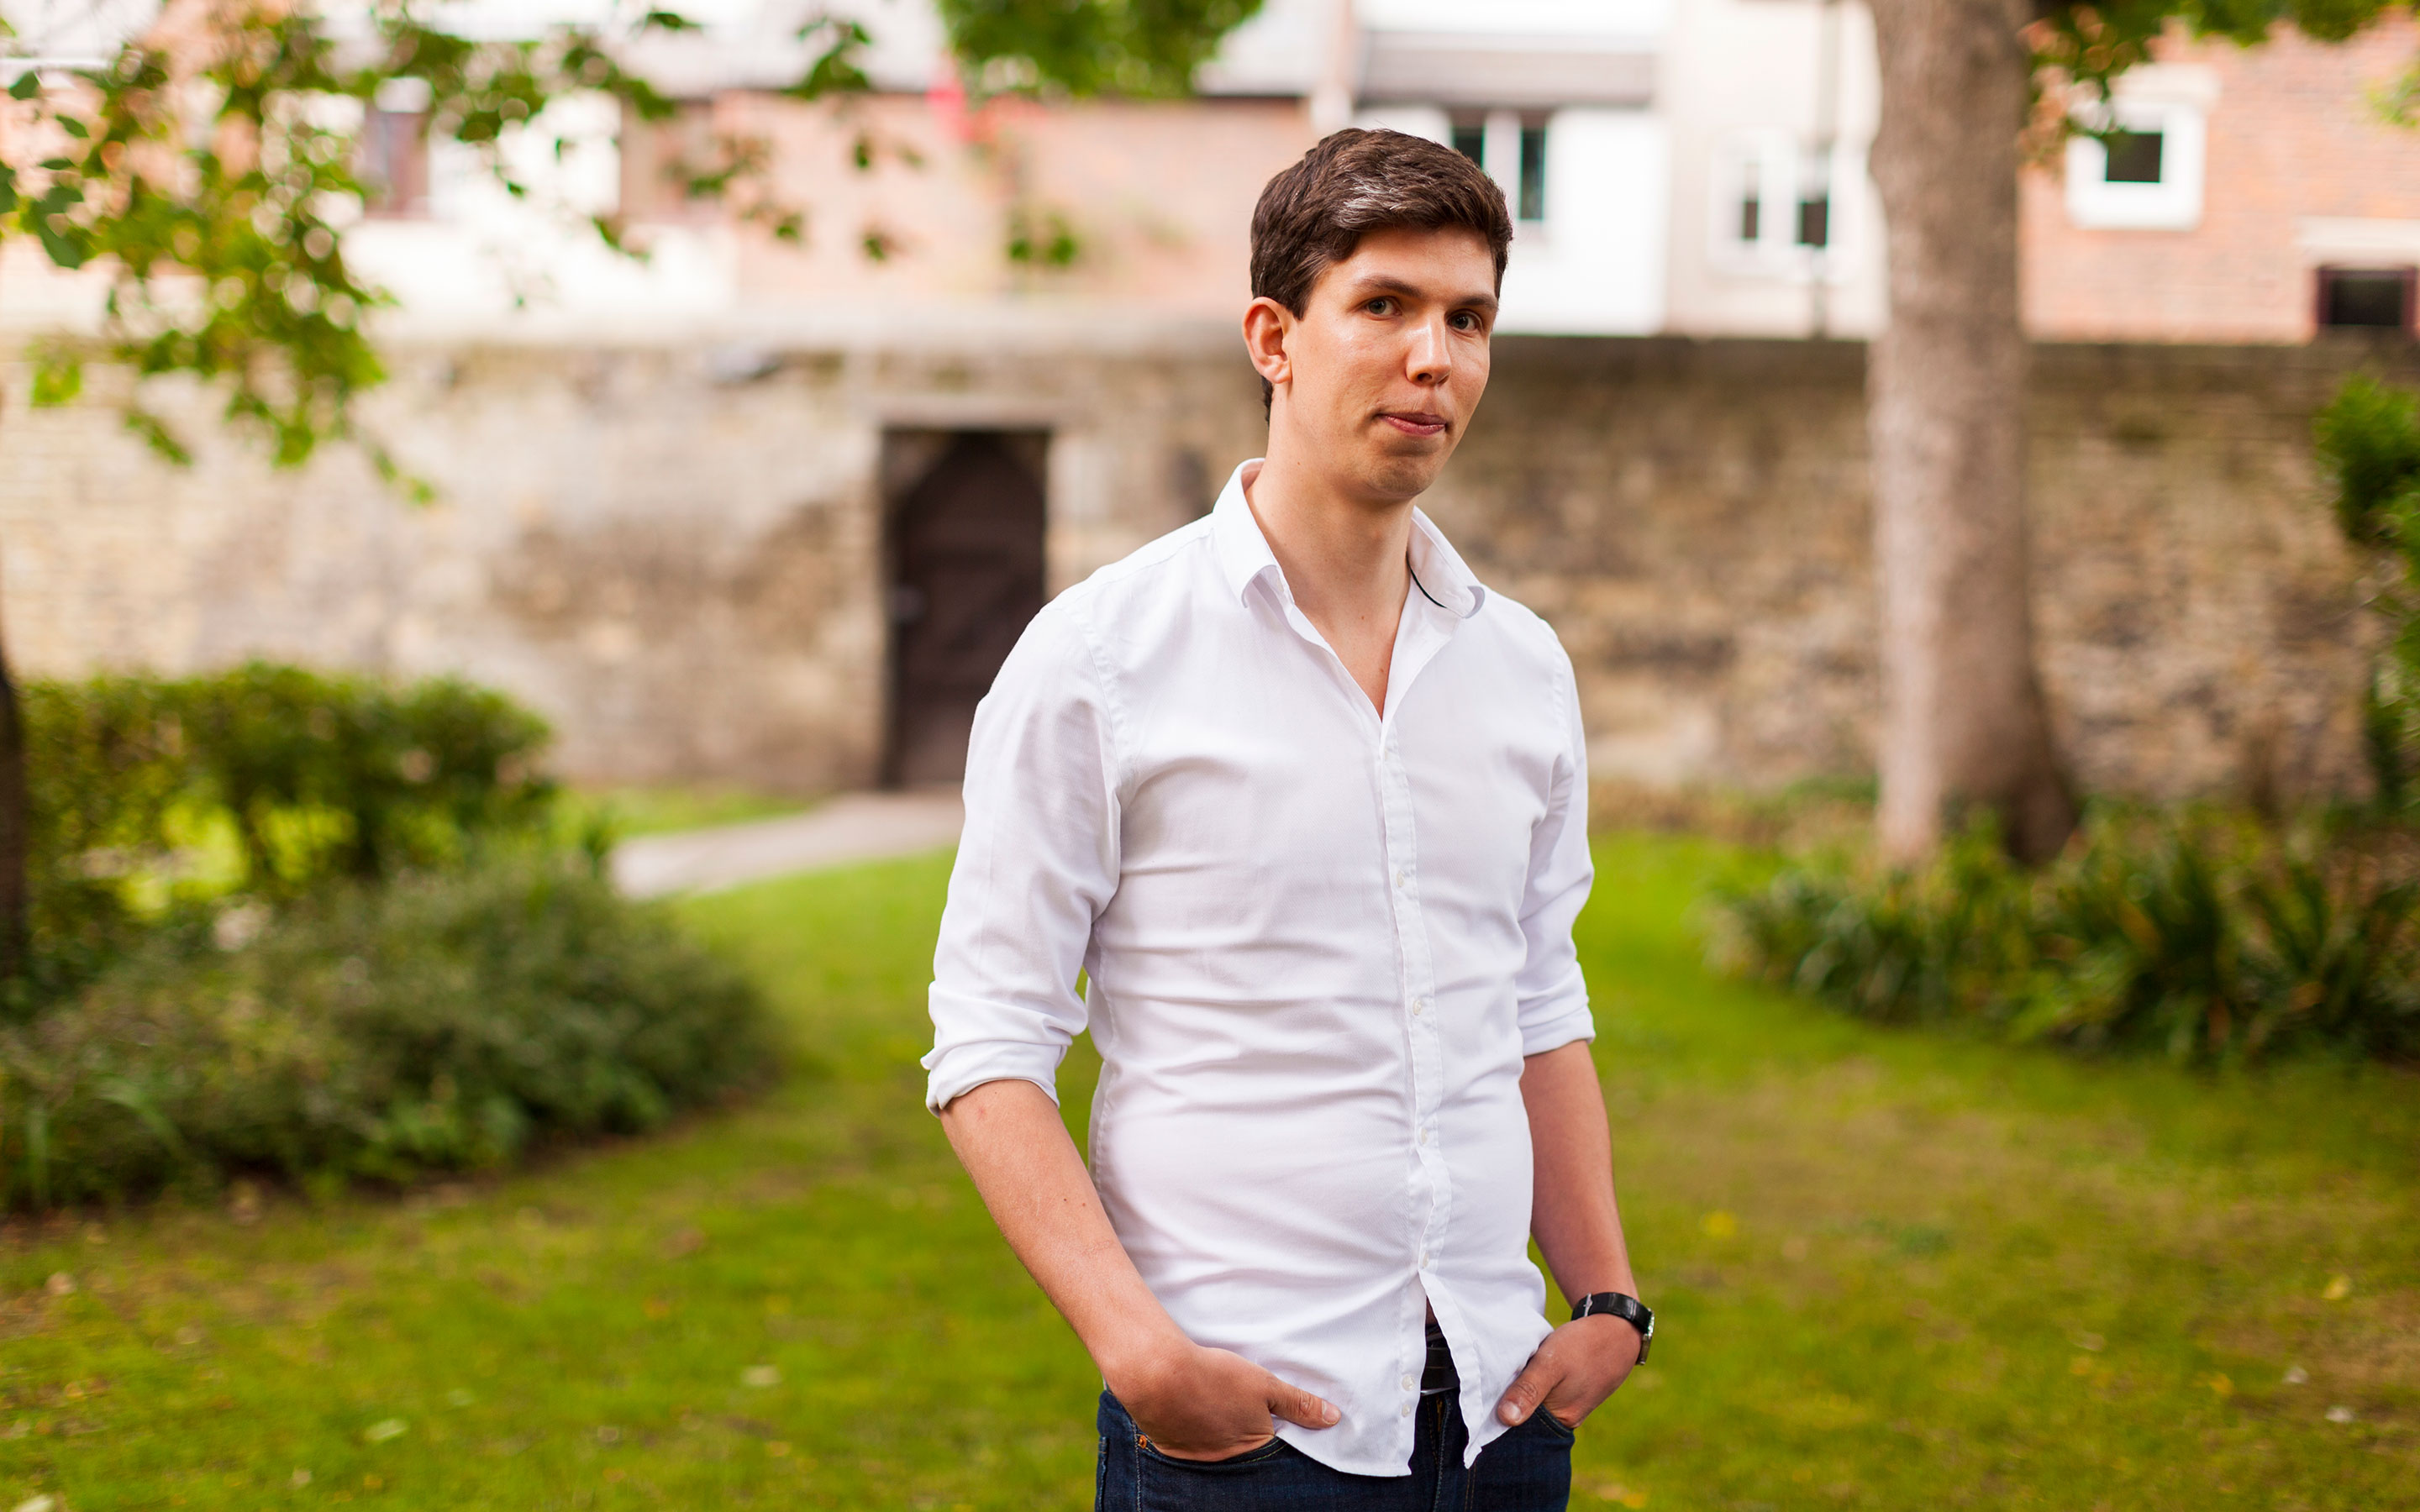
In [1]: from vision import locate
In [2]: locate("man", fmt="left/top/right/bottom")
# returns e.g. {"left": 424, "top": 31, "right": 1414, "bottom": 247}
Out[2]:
{"left": 923, "top": 129, "right": 1649, "bottom": 1510}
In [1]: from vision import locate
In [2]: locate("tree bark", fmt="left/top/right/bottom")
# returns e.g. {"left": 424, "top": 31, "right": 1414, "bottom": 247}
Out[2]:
{"left": 1865, "top": 0, "right": 2076, "bottom": 864}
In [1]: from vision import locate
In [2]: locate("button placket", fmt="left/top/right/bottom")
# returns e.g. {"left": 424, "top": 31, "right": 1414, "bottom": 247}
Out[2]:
{"left": 1376, "top": 727, "right": 1450, "bottom": 1325}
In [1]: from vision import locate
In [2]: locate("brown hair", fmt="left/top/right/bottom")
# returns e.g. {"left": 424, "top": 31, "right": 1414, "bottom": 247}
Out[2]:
{"left": 1249, "top": 129, "right": 1513, "bottom": 408}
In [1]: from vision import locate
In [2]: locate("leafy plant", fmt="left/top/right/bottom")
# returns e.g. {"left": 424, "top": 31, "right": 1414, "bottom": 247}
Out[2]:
{"left": 2316, "top": 374, "right": 2420, "bottom": 808}
{"left": 1712, "top": 808, "right": 2420, "bottom": 1063}
{"left": 20, "top": 663, "right": 558, "bottom": 1012}
{"left": 0, "top": 853, "right": 773, "bottom": 1210}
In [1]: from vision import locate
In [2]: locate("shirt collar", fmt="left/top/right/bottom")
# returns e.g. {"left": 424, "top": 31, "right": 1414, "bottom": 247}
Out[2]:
{"left": 1208, "top": 459, "right": 1489, "bottom": 621}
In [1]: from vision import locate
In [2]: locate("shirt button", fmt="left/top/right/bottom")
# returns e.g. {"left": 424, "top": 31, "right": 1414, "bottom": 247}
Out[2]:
{"left": 1410, "top": 1000, "right": 1425, "bottom": 1017}
{"left": 1402, "top": 1373, "right": 1417, "bottom": 1390}
{"left": 1421, "top": 1250, "right": 1432, "bottom": 1268}
{"left": 1400, "top": 1400, "right": 1414, "bottom": 1417}
{"left": 1394, "top": 869, "right": 1408, "bottom": 890}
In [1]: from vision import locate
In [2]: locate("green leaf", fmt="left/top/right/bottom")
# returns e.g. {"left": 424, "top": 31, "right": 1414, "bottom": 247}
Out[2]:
{"left": 30, "top": 352, "right": 82, "bottom": 407}
{"left": 124, "top": 407, "right": 194, "bottom": 467}
{"left": 0, "top": 160, "right": 16, "bottom": 216}
{"left": 7, "top": 70, "right": 37, "bottom": 101}
{"left": 58, "top": 115, "right": 87, "bottom": 138}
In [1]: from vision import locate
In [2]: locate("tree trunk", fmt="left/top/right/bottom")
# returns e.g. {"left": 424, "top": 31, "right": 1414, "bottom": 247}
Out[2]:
{"left": 1865, "top": 0, "right": 2076, "bottom": 864}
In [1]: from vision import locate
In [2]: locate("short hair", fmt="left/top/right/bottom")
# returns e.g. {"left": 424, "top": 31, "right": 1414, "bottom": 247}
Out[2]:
{"left": 1249, "top": 129, "right": 1513, "bottom": 409}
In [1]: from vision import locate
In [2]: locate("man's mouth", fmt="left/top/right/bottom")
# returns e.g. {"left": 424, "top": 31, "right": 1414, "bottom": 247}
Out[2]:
{"left": 1378, "top": 411, "right": 1449, "bottom": 438}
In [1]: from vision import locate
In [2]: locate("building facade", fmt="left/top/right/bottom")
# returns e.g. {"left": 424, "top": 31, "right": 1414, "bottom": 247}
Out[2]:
{"left": 2, "top": 0, "right": 2411, "bottom": 801}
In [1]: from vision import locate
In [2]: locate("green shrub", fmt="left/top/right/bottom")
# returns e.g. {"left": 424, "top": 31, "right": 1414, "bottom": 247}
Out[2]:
{"left": 2316, "top": 375, "right": 2420, "bottom": 808}
{"left": 22, "top": 663, "right": 557, "bottom": 1007}
{"left": 1712, "top": 810, "right": 2420, "bottom": 1064}
{"left": 0, "top": 854, "right": 776, "bottom": 1209}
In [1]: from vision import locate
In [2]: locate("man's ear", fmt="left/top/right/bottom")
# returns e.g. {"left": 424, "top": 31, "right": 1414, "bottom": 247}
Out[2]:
{"left": 1242, "top": 296, "right": 1294, "bottom": 394}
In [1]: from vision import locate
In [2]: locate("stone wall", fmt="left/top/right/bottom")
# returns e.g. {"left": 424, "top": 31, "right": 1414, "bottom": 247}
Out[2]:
{"left": 1, "top": 329, "right": 2399, "bottom": 803}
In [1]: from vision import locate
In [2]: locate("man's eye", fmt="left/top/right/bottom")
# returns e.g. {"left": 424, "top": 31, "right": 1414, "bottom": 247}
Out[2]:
{"left": 1366, "top": 297, "right": 1396, "bottom": 315}
{"left": 1450, "top": 312, "right": 1480, "bottom": 331}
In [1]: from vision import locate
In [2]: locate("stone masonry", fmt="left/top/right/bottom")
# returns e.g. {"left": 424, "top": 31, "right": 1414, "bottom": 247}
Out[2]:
{"left": 0, "top": 331, "right": 2400, "bottom": 804}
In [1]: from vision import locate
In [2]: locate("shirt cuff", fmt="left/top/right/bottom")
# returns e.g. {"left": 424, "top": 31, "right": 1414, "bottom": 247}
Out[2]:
{"left": 922, "top": 1041, "right": 1067, "bottom": 1116}
{"left": 1516, "top": 999, "right": 1597, "bottom": 1059}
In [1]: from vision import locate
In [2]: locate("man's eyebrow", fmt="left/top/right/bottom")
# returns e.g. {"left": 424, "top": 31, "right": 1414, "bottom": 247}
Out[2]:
{"left": 1344, "top": 274, "right": 1500, "bottom": 314}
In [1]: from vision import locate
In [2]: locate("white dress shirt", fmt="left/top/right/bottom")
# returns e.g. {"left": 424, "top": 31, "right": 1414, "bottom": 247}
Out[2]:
{"left": 923, "top": 459, "right": 1595, "bottom": 1476}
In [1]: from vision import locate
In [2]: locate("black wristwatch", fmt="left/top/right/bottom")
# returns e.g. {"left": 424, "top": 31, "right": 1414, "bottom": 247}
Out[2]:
{"left": 1570, "top": 1292, "right": 1654, "bottom": 1363}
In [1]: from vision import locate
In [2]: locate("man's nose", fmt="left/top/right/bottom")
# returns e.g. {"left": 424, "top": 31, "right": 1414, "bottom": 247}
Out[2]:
{"left": 1406, "top": 317, "right": 1453, "bottom": 386}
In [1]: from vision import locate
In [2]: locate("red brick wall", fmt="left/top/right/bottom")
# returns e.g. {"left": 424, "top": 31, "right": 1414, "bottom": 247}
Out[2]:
{"left": 2022, "top": 17, "right": 2420, "bottom": 342}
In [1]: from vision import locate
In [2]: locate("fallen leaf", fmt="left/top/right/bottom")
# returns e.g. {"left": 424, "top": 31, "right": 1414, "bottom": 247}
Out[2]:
{"left": 2323, "top": 1274, "right": 2351, "bottom": 1301}
{"left": 44, "top": 1273, "right": 74, "bottom": 1297}
{"left": 364, "top": 1417, "right": 408, "bottom": 1443}
{"left": 741, "top": 1365, "right": 781, "bottom": 1389}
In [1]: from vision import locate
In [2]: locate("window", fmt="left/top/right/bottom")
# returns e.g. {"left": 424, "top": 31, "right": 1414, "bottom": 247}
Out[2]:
{"left": 1444, "top": 112, "right": 1548, "bottom": 226}
{"left": 1794, "top": 150, "right": 1830, "bottom": 249}
{"left": 360, "top": 77, "right": 430, "bottom": 218}
{"left": 1712, "top": 131, "right": 1854, "bottom": 277}
{"left": 2102, "top": 129, "right": 2164, "bottom": 185}
{"left": 2317, "top": 267, "right": 2414, "bottom": 332}
{"left": 1518, "top": 123, "right": 1547, "bottom": 223}
{"left": 2065, "top": 103, "right": 2204, "bottom": 231}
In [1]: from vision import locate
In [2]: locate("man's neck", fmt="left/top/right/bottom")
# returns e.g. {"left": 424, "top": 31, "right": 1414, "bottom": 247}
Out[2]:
{"left": 1244, "top": 439, "right": 1417, "bottom": 713}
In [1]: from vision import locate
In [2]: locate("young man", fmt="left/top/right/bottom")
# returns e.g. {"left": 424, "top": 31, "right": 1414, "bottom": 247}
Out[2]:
{"left": 923, "top": 129, "right": 1648, "bottom": 1510}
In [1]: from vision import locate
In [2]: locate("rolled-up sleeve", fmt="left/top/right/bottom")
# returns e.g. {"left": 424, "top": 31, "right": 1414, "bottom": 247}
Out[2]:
{"left": 923, "top": 600, "right": 1123, "bottom": 1113}
{"left": 1513, "top": 648, "right": 1595, "bottom": 1057}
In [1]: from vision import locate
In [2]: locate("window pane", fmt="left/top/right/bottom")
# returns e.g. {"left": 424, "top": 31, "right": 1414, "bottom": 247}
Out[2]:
{"left": 2320, "top": 268, "right": 2412, "bottom": 329}
{"left": 2103, "top": 130, "right": 2164, "bottom": 185}
{"left": 1518, "top": 125, "right": 1546, "bottom": 223}
{"left": 1738, "top": 161, "right": 1761, "bottom": 244}
{"left": 1796, "top": 194, "right": 1829, "bottom": 249}
{"left": 1451, "top": 123, "right": 1486, "bottom": 165}
{"left": 361, "top": 108, "right": 429, "bottom": 218}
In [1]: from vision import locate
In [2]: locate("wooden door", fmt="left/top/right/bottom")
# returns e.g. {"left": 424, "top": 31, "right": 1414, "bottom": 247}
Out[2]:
{"left": 882, "top": 430, "right": 1049, "bottom": 787}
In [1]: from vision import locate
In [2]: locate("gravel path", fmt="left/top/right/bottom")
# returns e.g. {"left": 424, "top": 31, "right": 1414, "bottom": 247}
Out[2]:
{"left": 610, "top": 790, "right": 965, "bottom": 898}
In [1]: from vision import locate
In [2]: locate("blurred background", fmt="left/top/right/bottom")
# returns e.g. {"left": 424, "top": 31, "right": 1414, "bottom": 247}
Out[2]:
{"left": 1, "top": 1, "right": 2417, "bottom": 1508}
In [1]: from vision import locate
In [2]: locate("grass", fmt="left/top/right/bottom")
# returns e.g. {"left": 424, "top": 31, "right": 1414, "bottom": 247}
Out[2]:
{"left": 1, "top": 835, "right": 2414, "bottom": 1509}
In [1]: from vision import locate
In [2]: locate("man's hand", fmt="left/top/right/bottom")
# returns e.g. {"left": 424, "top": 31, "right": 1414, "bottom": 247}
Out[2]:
{"left": 1494, "top": 1313, "right": 1643, "bottom": 1430}
{"left": 1111, "top": 1341, "right": 1340, "bottom": 1461}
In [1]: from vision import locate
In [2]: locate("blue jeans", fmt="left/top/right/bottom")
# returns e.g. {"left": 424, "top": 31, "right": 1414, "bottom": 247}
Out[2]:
{"left": 1092, "top": 1389, "right": 1573, "bottom": 1511}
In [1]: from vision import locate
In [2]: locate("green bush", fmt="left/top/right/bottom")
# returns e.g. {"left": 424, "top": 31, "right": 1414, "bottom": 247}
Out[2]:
{"left": 2316, "top": 375, "right": 2420, "bottom": 807}
{"left": 0, "top": 855, "right": 776, "bottom": 1209}
{"left": 23, "top": 662, "right": 557, "bottom": 1006}
{"left": 1712, "top": 810, "right": 2420, "bottom": 1064}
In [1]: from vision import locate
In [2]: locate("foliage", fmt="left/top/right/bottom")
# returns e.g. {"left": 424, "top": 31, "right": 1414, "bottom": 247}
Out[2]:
{"left": 1712, "top": 809, "right": 2420, "bottom": 1063}
{"left": 0, "top": 852, "right": 772, "bottom": 1210}
{"left": 2316, "top": 374, "right": 2420, "bottom": 806}
{"left": 937, "top": 0, "right": 1265, "bottom": 99}
{"left": 23, "top": 663, "right": 557, "bottom": 1007}
{"left": 2029, "top": 2, "right": 2410, "bottom": 115}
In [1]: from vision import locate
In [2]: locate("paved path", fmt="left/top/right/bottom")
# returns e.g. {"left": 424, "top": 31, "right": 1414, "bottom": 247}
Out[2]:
{"left": 611, "top": 790, "right": 965, "bottom": 898}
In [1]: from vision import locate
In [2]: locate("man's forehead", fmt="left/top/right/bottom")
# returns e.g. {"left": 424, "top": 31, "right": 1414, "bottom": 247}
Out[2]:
{"left": 1318, "top": 225, "right": 1497, "bottom": 302}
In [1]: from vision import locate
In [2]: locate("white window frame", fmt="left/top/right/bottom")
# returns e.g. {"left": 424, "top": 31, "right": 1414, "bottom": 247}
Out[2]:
{"left": 2064, "top": 67, "right": 2214, "bottom": 232}
{"left": 1708, "top": 129, "right": 1856, "bottom": 282}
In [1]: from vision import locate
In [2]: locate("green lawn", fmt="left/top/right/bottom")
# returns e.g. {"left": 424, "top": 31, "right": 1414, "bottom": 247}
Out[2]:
{"left": 1, "top": 835, "right": 2414, "bottom": 1509}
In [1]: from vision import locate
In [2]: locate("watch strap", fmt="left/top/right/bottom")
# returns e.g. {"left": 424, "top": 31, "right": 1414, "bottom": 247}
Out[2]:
{"left": 1570, "top": 1291, "right": 1653, "bottom": 1363}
